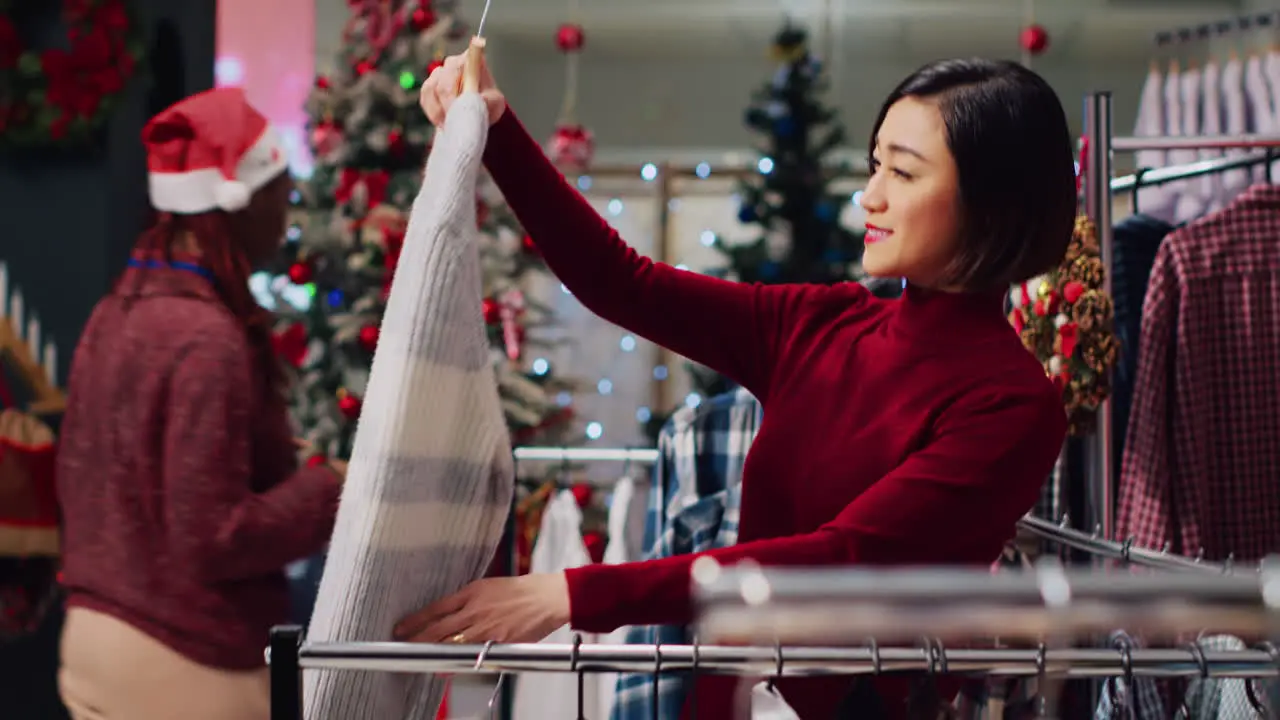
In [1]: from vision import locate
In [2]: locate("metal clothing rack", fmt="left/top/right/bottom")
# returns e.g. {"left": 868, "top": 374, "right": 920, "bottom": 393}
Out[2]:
{"left": 691, "top": 557, "right": 1280, "bottom": 645}
{"left": 266, "top": 564, "right": 1280, "bottom": 720}
{"left": 1081, "top": 93, "right": 1280, "bottom": 546}
{"left": 1016, "top": 515, "right": 1233, "bottom": 575}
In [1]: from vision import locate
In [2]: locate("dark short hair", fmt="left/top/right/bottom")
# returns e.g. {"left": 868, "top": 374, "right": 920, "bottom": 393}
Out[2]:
{"left": 870, "top": 58, "right": 1076, "bottom": 290}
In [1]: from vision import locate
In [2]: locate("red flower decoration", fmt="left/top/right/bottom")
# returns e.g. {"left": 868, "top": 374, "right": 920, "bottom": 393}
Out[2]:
{"left": 556, "top": 24, "right": 585, "bottom": 52}
{"left": 1058, "top": 321, "right": 1079, "bottom": 359}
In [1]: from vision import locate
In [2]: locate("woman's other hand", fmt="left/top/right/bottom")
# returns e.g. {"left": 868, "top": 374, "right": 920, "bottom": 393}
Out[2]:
{"left": 419, "top": 50, "right": 506, "bottom": 127}
{"left": 393, "top": 574, "right": 570, "bottom": 644}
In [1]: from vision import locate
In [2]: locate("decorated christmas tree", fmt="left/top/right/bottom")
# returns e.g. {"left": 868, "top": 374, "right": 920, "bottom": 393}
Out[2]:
{"left": 264, "top": 0, "right": 577, "bottom": 462}
{"left": 681, "top": 21, "right": 875, "bottom": 403}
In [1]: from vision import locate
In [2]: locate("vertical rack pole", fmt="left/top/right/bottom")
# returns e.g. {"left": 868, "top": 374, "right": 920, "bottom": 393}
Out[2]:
{"left": 1083, "top": 91, "right": 1116, "bottom": 543}
{"left": 269, "top": 625, "right": 304, "bottom": 720}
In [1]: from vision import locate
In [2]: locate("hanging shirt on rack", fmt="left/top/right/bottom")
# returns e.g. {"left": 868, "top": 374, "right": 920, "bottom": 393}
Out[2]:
{"left": 611, "top": 387, "right": 762, "bottom": 720}
{"left": 513, "top": 490, "right": 598, "bottom": 720}
{"left": 1134, "top": 63, "right": 1174, "bottom": 222}
{"left": 595, "top": 476, "right": 643, "bottom": 720}
{"left": 1197, "top": 60, "right": 1225, "bottom": 215}
{"left": 1174, "top": 66, "right": 1207, "bottom": 224}
{"left": 1109, "top": 214, "right": 1177, "bottom": 481}
{"left": 1117, "top": 183, "right": 1280, "bottom": 562}
{"left": 1245, "top": 56, "right": 1275, "bottom": 186}
{"left": 1219, "top": 56, "right": 1252, "bottom": 204}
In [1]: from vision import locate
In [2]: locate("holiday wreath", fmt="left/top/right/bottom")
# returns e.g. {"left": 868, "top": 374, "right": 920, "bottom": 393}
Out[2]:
{"left": 0, "top": 0, "right": 143, "bottom": 150}
{"left": 1008, "top": 215, "right": 1120, "bottom": 436}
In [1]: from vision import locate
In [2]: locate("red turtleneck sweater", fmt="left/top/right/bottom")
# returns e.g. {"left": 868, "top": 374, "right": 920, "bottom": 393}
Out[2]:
{"left": 483, "top": 109, "right": 1066, "bottom": 718}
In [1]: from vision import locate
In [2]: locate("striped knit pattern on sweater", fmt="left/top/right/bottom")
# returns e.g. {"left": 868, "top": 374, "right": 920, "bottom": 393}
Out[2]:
{"left": 303, "top": 93, "right": 514, "bottom": 720}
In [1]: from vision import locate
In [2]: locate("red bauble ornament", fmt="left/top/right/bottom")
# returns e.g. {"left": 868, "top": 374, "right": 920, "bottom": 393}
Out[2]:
{"left": 582, "top": 530, "right": 606, "bottom": 564}
{"left": 547, "top": 124, "right": 595, "bottom": 170}
{"left": 570, "top": 483, "right": 593, "bottom": 509}
{"left": 316, "top": 75, "right": 331, "bottom": 89}
{"left": 287, "top": 261, "right": 313, "bottom": 285}
{"left": 411, "top": 7, "right": 436, "bottom": 31}
{"left": 355, "top": 60, "right": 375, "bottom": 76}
{"left": 358, "top": 324, "right": 380, "bottom": 352}
{"left": 388, "top": 128, "right": 406, "bottom": 156}
{"left": 306, "top": 454, "right": 328, "bottom": 468}
{"left": 337, "top": 393, "right": 362, "bottom": 419}
{"left": 426, "top": 58, "right": 445, "bottom": 77}
{"left": 521, "top": 234, "right": 539, "bottom": 255}
{"left": 555, "top": 24, "right": 585, "bottom": 52}
{"left": 1019, "top": 24, "right": 1049, "bottom": 55}
{"left": 482, "top": 298, "right": 501, "bottom": 325}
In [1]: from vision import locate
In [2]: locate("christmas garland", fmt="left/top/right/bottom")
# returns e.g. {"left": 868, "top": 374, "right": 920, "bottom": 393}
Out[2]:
{"left": 0, "top": 0, "right": 143, "bottom": 150}
{"left": 1008, "top": 215, "right": 1120, "bottom": 436}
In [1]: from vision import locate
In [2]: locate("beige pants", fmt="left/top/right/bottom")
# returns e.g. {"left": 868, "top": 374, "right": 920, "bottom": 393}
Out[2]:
{"left": 59, "top": 607, "right": 271, "bottom": 720}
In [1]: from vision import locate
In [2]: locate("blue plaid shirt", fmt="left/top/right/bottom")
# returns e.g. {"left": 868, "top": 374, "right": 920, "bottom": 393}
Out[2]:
{"left": 610, "top": 387, "right": 762, "bottom": 720}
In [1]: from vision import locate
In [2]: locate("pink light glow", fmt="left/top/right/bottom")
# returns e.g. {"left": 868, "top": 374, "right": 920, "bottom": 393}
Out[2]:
{"left": 216, "top": 0, "right": 315, "bottom": 177}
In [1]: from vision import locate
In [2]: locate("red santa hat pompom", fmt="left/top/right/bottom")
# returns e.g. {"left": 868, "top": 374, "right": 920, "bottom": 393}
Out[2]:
{"left": 142, "top": 88, "right": 289, "bottom": 214}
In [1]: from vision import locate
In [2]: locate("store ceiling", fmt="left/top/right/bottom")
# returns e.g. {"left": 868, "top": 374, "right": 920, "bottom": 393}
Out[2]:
{"left": 464, "top": 0, "right": 1260, "bottom": 59}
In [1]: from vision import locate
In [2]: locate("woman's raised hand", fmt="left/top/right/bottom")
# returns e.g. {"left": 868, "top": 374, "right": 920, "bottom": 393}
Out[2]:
{"left": 419, "top": 51, "right": 506, "bottom": 127}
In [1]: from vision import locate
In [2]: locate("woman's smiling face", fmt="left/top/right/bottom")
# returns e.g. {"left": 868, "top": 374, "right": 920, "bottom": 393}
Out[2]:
{"left": 859, "top": 96, "right": 964, "bottom": 290}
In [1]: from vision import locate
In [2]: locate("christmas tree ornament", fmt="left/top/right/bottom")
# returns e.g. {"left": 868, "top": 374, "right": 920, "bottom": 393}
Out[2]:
{"left": 547, "top": 124, "right": 595, "bottom": 169}
{"left": 411, "top": 6, "right": 436, "bottom": 32}
{"left": 1019, "top": 24, "right": 1050, "bottom": 56}
{"left": 555, "top": 23, "right": 584, "bottom": 52}
{"left": 287, "top": 260, "right": 314, "bottom": 285}
{"left": 358, "top": 324, "right": 380, "bottom": 352}
{"left": 336, "top": 389, "right": 362, "bottom": 419}
{"left": 482, "top": 297, "right": 501, "bottom": 325}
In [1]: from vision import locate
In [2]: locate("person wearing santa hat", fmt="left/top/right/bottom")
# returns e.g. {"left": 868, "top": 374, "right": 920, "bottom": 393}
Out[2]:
{"left": 54, "top": 87, "right": 345, "bottom": 720}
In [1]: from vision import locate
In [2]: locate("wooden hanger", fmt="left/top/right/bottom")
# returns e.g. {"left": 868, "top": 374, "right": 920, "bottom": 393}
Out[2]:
{"left": 0, "top": 318, "right": 64, "bottom": 416}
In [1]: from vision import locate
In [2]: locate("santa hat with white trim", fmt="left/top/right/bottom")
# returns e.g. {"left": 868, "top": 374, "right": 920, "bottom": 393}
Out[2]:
{"left": 142, "top": 87, "right": 289, "bottom": 214}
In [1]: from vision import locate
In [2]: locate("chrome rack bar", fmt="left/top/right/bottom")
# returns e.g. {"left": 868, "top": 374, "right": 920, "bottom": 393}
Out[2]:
{"left": 1110, "top": 152, "right": 1275, "bottom": 194}
{"left": 1111, "top": 134, "right": 1280, "bottom": 152}
{"left": 512, "top": 446, "right": 660, "bottom": 464}
{"left": 1083, "top": 92, "right": 1115, "bottom": 543}
{"left": 692, "top": 558, "right": 1280, "bottom": 645}
{"left": 274, "top": 636, "right": 1280, "bottom": 679}
{"left": 1016, "top": 515, "right": 1230, "bottom": 575}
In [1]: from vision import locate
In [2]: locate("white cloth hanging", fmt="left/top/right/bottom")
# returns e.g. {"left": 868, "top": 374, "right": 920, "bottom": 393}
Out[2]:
{"left": 1264, "top": 51, "right": 1280, "bottom": 182}
{"left": 594, "top": 477, "right": 643, "bottom": 720}
{"left": 1133, "top": 63, "right": 1174, "bottom": 221}
{"left": 1245, "top": 55, "right": 1274, "bottom": 184}
{"left": 750, "top": 683, "right": 802, "bottom": 720}
{"left": 1173, "top": 66, "right": 1206, "bottom": 224}
{"left": 513, "top": 490, "right": 598, "bottom": 720}
{"left": 1220, "top": 56, "right": 1251, "bottom": 202}
{"left": 1197, "top": 60, "right": 1224, "bottom": 214}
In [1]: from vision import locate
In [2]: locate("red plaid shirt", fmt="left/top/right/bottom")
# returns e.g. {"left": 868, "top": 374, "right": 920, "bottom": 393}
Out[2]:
{"left": 1117, "top": 184, "right": 1280, "bottom": 562}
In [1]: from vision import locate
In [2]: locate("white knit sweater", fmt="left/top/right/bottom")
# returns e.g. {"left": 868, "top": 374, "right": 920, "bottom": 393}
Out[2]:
{"left": 303, "top": 93, "right": 514, "bottom": 720}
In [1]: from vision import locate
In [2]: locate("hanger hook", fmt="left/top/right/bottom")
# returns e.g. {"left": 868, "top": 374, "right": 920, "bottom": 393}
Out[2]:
{"left": 571, "top": 633, "right": 585, "bottom": 720}
{"left": 767, "top": 642, "right": 784, "bottom": 692}
{"left": 1131, "top": 167, "right": 1150, "bottom": 212}
{"left": 621, "top": 444, "right": 633, "bottom": 477}
{"left": 932, "top": 638, "right": 948, "bottom": 675}
{"left": 475, "top": 641, "right": 505, "bottom": 720}
{"left": 868, "top": 637, "right": 882, "bottom": 675}
{"left": 1246, "top": 641, "right": 1280, "bottom": 715}
{"left": 1035, "top": 642, "right": 1048, "bottom": 717}
{"left": 1120, "top": 639, "right": 1135, "bottom": 720}
{"left": 688, "top": 633, "right": 701, "bottom": 720}
{"left": 650, "top": 642, "right": 662, "bottom": 720}
{"left": 1120, "top": 536, "right": 1135, "bottom": 565}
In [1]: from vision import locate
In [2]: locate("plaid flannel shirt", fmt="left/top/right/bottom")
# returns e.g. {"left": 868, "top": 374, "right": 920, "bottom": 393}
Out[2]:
{"left": 609, "top": 387, "right": 762, "bottom": 720}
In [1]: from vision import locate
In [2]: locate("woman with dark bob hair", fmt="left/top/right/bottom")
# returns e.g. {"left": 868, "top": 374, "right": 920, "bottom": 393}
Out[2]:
{"left": 400, "top": 57, "right": 1075, "bottom": 716}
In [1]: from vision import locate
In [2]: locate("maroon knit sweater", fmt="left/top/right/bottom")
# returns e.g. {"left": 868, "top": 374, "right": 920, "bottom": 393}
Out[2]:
{"left": 56, "top": 264, "right": 341, "bottom": 669}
